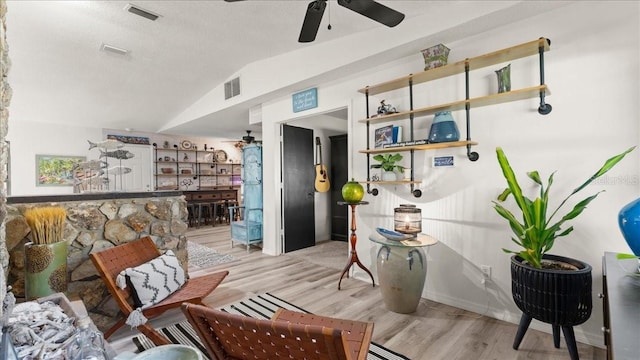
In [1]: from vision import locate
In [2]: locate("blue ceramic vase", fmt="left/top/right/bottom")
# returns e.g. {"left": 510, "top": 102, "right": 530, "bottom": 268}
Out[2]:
{"left": 428, "top": 111, "right": 460, "bottom": 143}
{"left": 618, "top": 197, "right": 640, "bottom": 256}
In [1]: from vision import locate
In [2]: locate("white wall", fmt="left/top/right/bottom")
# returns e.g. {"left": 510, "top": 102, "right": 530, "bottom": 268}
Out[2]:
{"left": 7, "top": 121, "right": 102, "bottom": 196}
{"left": 6, "top": 123, "right": 243, "bottom": 196}
{"left": 259, "top": 2, "right": 640, "bottom": 348}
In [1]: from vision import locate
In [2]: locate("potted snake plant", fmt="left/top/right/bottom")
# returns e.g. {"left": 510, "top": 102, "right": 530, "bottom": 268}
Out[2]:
{"left": 492, "top": 145, "right": 635, "bottom": 359}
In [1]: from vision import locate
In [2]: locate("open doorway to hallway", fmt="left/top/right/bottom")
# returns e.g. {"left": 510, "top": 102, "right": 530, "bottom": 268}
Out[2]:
{"left": 282, "top": 107, "right": 348, "bottom": 251}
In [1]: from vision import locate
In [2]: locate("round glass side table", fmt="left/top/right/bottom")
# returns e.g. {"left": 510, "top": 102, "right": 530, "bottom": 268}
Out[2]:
{"left": 369, "top": 233, "right": 438, "bottom": 313}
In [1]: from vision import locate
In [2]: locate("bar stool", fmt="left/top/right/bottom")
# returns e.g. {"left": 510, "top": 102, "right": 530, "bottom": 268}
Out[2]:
{"left": 195, "top": 202, "right": 214, "bottom": 228}
{"left": 186, "top": 203, "right": 197, "bottom": 227}
{"left": 212, "top": 200, "right": 227, "bottom": 226}
{"left": 225, "top": 200, "right": 239, "bottom": 224}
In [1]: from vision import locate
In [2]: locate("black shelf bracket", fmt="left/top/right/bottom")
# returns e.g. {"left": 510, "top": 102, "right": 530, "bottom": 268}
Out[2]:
{"left": 464, "top": 62, "right": 480, "bottom": 162}
{"left": 152, "top": 143, "right": 158, "bottom": 190}
{"left": 538, "top": 37, "right": 552, "bottom": 115}
{"left": 364, "top": 90, "right": 378, "bottom": 196}
{"left": 408, "top": 78, "right": 421, "bottom": 198}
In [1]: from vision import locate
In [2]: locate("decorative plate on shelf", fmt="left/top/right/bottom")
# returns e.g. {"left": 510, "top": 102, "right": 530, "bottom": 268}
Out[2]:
{"left": 180, "top": 140, "right": 193, "bottom": 150}
{"left": 376, "top": 227, "right": 413, "bottom": 241}
{"left": 214, "top": 150, "right": 228, "bottom": 163}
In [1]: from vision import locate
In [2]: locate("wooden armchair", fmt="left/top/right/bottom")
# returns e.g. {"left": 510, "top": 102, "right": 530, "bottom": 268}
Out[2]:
{"left": 89, "top": 236, "right": 228, "bottom": 346}
{"left": 181, "top": 303, "right": 374, "bottom": 360}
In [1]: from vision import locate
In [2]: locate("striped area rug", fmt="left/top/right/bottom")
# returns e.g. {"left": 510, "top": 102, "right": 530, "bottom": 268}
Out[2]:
{"left": 133, "top": 292, "right": 409, "bottom": 360}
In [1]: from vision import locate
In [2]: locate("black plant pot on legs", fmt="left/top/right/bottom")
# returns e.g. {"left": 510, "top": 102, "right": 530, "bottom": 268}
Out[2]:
{"left": 511, "top": 254, "right": 592, "bottom": 360}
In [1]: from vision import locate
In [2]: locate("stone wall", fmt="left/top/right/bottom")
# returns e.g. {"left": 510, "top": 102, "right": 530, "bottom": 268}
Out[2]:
{"left": 5, "top": 194, "right": 188, "bottom": 329}
{"left": 0, "top": 0, "right": 10, "bottom": 318}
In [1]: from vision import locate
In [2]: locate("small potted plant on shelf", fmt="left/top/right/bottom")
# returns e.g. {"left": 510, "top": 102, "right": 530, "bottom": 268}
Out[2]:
{"left": 492, "top": 145, "right": 634, "bottom": 358}
{"left": 370, "top": 153, "right": 405, "bottom": 181}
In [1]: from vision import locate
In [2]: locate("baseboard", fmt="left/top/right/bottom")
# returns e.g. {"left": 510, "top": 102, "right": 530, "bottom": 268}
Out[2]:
{"left": 426, "top": 291, "right": 604, "bottom": 349}
{"left": 350, "top": 271, "right": 604, "bottom": 349}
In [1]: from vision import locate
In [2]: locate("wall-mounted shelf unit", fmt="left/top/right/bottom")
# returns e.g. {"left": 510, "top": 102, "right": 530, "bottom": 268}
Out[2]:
{"left": 153, "top": 144, "right": 241, "bottom": 191}
{"left": 359, "top": 140, "right": 479, "bottom": 155}
{"left": 359, "top": 37, "right": 551, "bottom": 197}
{"left": 361, "top": 180, "right": 421, "bottom": 185}
{"left": 358, "top": 85, "right": 549, "bottom": 125}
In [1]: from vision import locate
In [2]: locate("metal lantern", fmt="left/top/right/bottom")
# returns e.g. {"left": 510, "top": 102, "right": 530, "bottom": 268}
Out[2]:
{"left": 394, "top": 204, "right": 421, "bottom": 236}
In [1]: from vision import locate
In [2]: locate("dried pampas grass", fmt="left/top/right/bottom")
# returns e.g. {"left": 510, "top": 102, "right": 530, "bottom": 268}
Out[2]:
{"left": 24, "top": 206, "right": 67, "bottom": 245}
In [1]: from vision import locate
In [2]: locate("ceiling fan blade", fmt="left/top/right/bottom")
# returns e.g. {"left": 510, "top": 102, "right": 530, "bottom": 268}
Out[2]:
{"left": 337, "top": 0, "right": 405, "bottom": 27}
{"left": 299, "top": 0, "right": 327, "bottom": 43}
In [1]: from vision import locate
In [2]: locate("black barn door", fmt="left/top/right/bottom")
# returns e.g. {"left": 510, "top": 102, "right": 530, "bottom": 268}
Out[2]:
{"left": 282, "top": 125, "right": 315, "bottom": 252}
{"left": 330, "top": 134, "right": 348, "bottom": 241}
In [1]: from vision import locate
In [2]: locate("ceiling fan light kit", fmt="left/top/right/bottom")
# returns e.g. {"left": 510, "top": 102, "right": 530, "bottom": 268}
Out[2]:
{"left": 225, "top": 0, "right": 405, "bottom": 43}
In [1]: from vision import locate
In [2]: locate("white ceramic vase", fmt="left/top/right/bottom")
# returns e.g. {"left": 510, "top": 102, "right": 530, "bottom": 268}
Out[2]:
{"left": 381, "top": 171, "right": 397, "bottom": 181}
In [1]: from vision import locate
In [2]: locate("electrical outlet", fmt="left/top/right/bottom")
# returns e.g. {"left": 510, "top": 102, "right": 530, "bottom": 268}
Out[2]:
{"left": 481, "top": 265, "right": 492, "bottom": 280}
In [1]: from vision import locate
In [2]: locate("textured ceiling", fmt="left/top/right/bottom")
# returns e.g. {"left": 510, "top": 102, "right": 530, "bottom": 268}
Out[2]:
{"left": 5, "top": 0, "right": 436, "bottom": 139}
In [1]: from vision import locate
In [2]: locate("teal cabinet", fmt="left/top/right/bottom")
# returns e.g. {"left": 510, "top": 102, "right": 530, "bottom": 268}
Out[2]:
{"left": 230, "top": 144, "right": 262, "bottom": 251}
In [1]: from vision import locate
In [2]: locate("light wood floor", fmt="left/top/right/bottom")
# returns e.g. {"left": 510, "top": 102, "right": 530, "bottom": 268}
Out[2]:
{"left": 109, "top": 225, "right": 605, "bottom": 360}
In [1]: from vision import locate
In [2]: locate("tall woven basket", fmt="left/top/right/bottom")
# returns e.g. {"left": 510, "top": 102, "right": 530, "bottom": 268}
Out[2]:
{"left": 510, "top": 254, "right": 592, "bottom": 326}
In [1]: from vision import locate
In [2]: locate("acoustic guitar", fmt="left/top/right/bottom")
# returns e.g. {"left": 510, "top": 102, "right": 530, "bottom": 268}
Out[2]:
{"left": 314, "top": 137, "right": 330, "bottom": 192}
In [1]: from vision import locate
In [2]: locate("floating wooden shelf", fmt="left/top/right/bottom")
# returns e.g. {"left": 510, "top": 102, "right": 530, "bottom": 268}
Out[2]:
{"left": 358, "top": 38, "right": 550, "bottom": 95}
{"left": 359, "top": 85, "right": 549, "bottom": 124}
{"left": 360, "top": 140, "right": 478, "bottom": 155}
{"left": 359, "top": 180, "right": 422, "bottom": 185}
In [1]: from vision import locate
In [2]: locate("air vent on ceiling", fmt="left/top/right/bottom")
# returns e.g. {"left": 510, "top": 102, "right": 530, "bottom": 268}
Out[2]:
{"left": 124, "top": 3, "right": 161, "bottom": 21}
{"left": 224, "top": 77, "right": 240, "bottom": 100}
{"left": 100, "top": 43, "right": 129, "bottom": 56}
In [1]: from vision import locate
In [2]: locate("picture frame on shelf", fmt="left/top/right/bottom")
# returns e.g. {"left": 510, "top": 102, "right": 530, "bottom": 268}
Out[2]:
{"left": 374, "top": 125, "right": 394, "bottom": 148}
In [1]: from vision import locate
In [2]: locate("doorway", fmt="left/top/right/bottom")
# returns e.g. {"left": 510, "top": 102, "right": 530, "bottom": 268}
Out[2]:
{"left": 282, "top": 124, "right": 315, "bottom": 252}
{"left": 330, "top": 134, "right": 348, "bottom": 241}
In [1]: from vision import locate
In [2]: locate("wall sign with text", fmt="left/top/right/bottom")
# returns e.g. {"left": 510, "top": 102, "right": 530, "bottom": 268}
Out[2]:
{"left": 432, "top": 155, "right": 455, "bottom": 167}
{"left": 292, "top": 88, "right": 318, "bottom": 113}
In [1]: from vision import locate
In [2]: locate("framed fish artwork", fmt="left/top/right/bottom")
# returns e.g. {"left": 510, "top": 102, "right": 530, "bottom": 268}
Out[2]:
{"left": 106, "top": 134, "right": 150, "bottom": 145}
{"left": 35, "top": 155, "right": 86, "bottom": 186}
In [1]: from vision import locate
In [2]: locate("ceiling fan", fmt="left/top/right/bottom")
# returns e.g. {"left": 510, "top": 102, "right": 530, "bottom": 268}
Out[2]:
{"left": 224, "top": 0, "right": 405, "bottom": 43}
{"left": 224, "top": 130, "right": 262, "bottom": 149}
